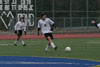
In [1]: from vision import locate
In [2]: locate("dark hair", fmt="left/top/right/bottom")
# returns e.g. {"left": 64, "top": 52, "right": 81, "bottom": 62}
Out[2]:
{"left": 20, "top": 17, "right": 24, "bottom": 21}
{"left": 41, "top": 13, "right": 46, "bottom": 17}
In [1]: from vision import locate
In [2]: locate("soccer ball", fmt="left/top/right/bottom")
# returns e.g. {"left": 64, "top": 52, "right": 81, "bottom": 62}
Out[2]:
{"left": 65, "top": 47, "right": 71, "bottom": 52}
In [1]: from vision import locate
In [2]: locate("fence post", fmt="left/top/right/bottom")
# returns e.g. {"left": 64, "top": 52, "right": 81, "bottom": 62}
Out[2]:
{"left": 53, "top": 0, "right": 55, "bottom": 21}
{"left": 87, "top": 0, "right": 89, "bottom": 28}
{"left": 70, "top": 0, "right": 72, "bottom": 27}
{"left": 81, "top": 18, "right": 83, "bottom": 27}
{"left": 35, "top": 0, "right": 37, "bottom": 29}
{"left": 64, "top": 17, "right": 66, "bottom": 28}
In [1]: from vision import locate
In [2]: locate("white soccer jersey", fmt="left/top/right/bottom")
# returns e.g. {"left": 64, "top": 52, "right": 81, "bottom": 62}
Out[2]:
{"left": 38, "top": 18, "right": 54, "bottom": 34}
{"left": 97, "top": 23, "right": 100, "bottom": 28}
{"left": 15, "top": 21, "right": 26, "bottom": 31}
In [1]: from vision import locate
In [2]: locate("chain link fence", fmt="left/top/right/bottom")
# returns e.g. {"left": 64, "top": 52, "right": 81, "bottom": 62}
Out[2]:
{"left": 0, "top": 0, "right": 100, "bottom": 32}
{"left": 9, "top": 17, "right": 99, "bottom": 31}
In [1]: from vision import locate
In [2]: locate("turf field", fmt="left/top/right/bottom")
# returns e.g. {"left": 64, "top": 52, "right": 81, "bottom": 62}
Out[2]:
{"left": 0, "top": 38, "right": 100, "bottom": 62}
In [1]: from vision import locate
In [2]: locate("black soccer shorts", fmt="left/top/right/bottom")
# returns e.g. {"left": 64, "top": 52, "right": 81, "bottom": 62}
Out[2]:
{"left": 44, "top": 33, "right": 54, "bottom": 40}
{"left": 17, "top": 30, "right": 23, "bottom": 37}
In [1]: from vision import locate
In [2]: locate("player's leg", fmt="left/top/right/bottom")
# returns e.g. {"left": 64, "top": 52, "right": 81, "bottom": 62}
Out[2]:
{"left": 14, "top": 35, "right": 21, "bottom": 46}
{"left": 14, "top": 30, "right": 22, "bottom": 46}
{"left": 47, "top": 36, "right": 57, "bottom": 50}
{"left": 21, "top": 39, "right": 26, "bottom": 46}
{"left": 45, "top": 43, "right": 50, "bottom": 52}
{"left": 20, "top": 31, "right": 26, "bottom": 46}
{"left": 44, "top": 33, "right": 50, "bottom": 51}
{"left": 46, "top": 33, "right": 57, "bottom": 50}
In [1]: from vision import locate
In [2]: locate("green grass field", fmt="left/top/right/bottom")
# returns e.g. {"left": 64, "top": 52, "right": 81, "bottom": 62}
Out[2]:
{"left": 0, "top": 38, "right": 100, "bottom": 61}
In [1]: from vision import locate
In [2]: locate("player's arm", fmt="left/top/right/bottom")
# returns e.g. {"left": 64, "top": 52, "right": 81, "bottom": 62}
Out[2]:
{"left": 91, "top": 20, "right": 99, "bottom": 28}
{"left": 37, "top": 21, "right": 41, "bottom": 36}
{"left": 14, "top": 22, "right": 18, "bottom": 34}
{"left": 49, "top": 18, "right": 55, "bottom": 31}
{"left": 51, "top": 23, "right": 54, "bottom": 31}
{"left": 37, "top": 28, "right": 41, "bottom": 35}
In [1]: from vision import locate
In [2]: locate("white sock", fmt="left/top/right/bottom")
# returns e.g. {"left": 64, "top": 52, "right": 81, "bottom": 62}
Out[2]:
{"left": 51, "top": 42, "right": 56, "bottom": 48}
{"left": 14, "top": 40, "right": 18, "bottom": 44}
{"left": 22, "top": 40, "right": 25, "bottom": 45}
{"left": 45, "top": 44, "right": 49, "bottom": 51}
{"left": 46, "top": 44, "right": 49, "bottom": 49}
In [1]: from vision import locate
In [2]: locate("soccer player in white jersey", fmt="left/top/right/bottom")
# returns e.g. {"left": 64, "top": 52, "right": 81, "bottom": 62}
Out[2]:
{"left": 91, "top": 20, "right": 100, "bottom": 28}
{"left": 14, "top": 17, "right": 26, "bottom": 46}
{"left": 37, "top": 13, "right": 57, "bottom": 52}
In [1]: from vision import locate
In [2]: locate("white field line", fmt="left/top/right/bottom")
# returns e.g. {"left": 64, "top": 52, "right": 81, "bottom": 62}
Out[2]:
{"left": 0, "top": 44, "right": 12, "bottom": 46}
{"left": 1, "top": 41, "right": 100, "bottom": 46}
{"left": 0, "top": 44, "right": 39, "bottom": 46}
{"left": 0, "top": 43, "right": 61, "bottom": 46}
{"left": 0, "top": 61, "right": 96, "bottom": 65}
{"left": 86, "top": 41, "right": 100, "bottom": 44}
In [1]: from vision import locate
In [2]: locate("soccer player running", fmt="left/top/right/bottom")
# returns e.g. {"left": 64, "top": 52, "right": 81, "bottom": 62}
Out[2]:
{"left": 37, "top": 13, "right": 57, "bottom": 52}
{"left": 91, "top": 20, "right": 100, "bottom": 28}
{"left": 14, "top": 17, "right": 26, "bottom": 46}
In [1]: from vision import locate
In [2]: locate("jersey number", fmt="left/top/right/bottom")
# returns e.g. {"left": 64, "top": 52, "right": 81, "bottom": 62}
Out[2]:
{"left": 44, "top": 24, "right": 47, "bottom": 27}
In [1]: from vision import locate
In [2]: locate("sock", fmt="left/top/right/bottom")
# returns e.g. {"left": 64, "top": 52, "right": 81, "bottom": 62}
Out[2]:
{"left": 22, "top": 40, "right": 25, "bottom": 45}
{"left": 14, "top": 40, "right": 18, "bottom": 44}
{"left": 46, "top": 44, "right": 49, "bottom": 49}
{"left": 51, "top": 42, "right": 56, "bottom": 48}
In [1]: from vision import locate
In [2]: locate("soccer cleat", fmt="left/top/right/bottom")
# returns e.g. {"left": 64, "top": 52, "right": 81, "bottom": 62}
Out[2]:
{"left": 23, "top": 44, "right": 26, "bottom": 46}
{"left": 14, "top": 44, "right": 17, "bottom": 46}
{"left": 54, "top": 46, "right": 58, "bottom": 50}
{"left": 45, "top": 48, "right": 49, "bottom": 52}
{"left": 45, "top": 50, "right": 49, "bottom": 52}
